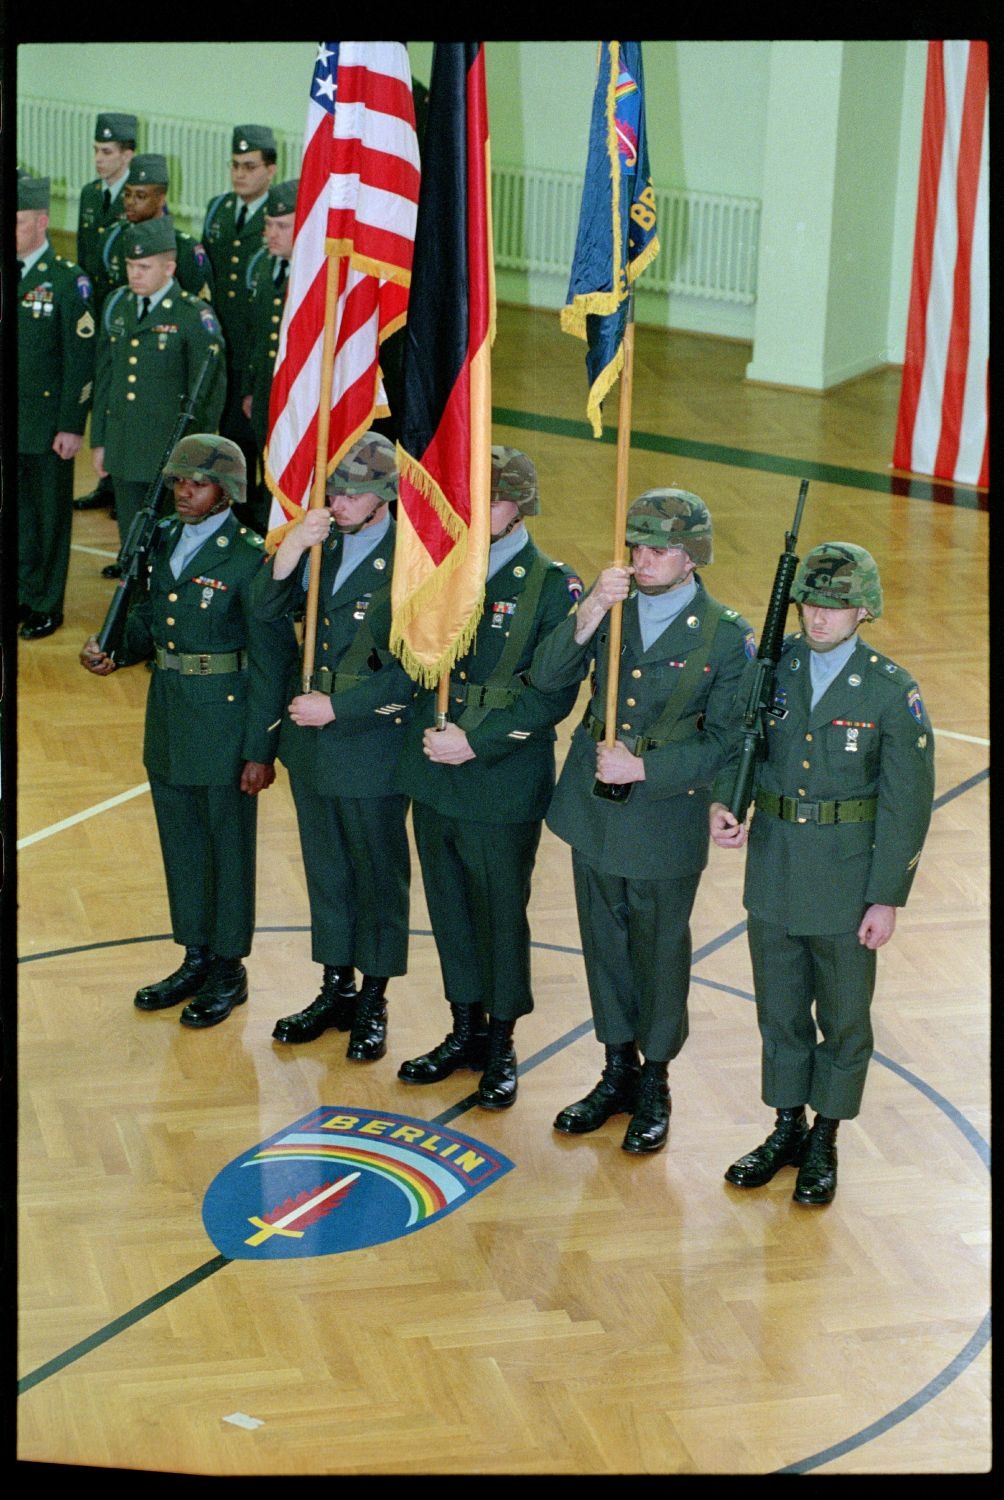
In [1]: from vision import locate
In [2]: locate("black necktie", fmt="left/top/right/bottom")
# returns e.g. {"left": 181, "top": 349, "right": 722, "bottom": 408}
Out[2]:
{"left": 275, "top": 259, "right": 288, "bottom": 288}
{"left": 138, "top": 296, "right": 150, "bottom": 321}
{"left": 102, "top": 187, "right": 111, "bottom": 214}
{"left": 235, "top": 203, "right": 247, "bottom": 232}
{"left": 17, "top": 259, "right": 25, "bottom": 278}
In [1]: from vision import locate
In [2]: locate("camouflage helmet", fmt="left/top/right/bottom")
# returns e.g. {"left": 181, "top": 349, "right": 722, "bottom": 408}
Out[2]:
{"left": 791, "top": 541, "right": 883, "bottom": 619}
{"left": 327, "top": 431, "right": 397, "bottom": 504}
{"left": 163, "top": 434, "right": 246, "bottom": 504}
{"left": 625, "top": 488, "right": 713, "bottom": 565}
{"left": 490, "top": 446, "right": 539, "bottom": 516}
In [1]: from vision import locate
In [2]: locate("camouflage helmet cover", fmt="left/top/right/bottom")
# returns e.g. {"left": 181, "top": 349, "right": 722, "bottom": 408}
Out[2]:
{"left": 625, "top": 488, "right": 713, "bottom": 565}
{"left": 791, "top": 541, "right": 883, "bottom": 619}
{"left": 490, "top": 445, "right": 539, "bottom": 515}
{"left": 327, "top": 431, "right": 398, "bottom": 504}
{"left": 163, "top": 434, "right": 246, "bottom": 504}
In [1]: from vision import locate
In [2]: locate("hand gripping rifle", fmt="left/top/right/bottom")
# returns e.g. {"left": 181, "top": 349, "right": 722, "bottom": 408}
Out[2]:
{"left": 95, "top": 342, "right": 220, "bottom": 665}
{"left": 726, "top": 479, "right": 809, "bottom": 822}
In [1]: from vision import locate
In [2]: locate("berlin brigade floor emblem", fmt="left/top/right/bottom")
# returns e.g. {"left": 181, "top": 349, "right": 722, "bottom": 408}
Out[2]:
{"left": 202, "top": 1106, "right": 515, "bottom": 1260}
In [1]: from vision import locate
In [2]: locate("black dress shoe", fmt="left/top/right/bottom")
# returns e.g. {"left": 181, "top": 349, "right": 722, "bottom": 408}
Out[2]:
{"left": 397, "top": 1003, "right": 489, "bottom": 1083}
{"left": 74, "top": 488, "right": 111, "bottom": 510}
{"left": 724, "top": 1107, "right": 810, "bottom": 1188}
{"left": 180, "top": 960, "right": 248, "bottom": 1028}
{"left": 19, "top": 612, "right": 63, "bottom": 640}
{"left": 792, "top": 1116, "right": 839, "bottom": 1205}
{"left": 135, "top": 946, "right": 213, "bottom": 1010}
{"left": 554, "top": 1044, "right": 641, "bottom": 1134}
{"left": 17, "top": 602, "right": 33, "bottom": 624}
{"left": 346, "top": 976, "right": 388, "bottom": 1061}
{"left": 476, "top": 1018, "right": 518, "bottom": 1110}
{"left": 272, "top": 966, "right": 357, "bottom": 1042}
{"left": 101, "top": 563, "right": 123, "bottom": 579}
{"left": 622, "top": 1060, "right": 671, "bottom": 1153}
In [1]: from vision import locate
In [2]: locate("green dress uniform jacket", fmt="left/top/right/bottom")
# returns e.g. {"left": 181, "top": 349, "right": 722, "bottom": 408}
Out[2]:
{"left": 242, "top": 248, "right": 288, "bottom": 457}
{"left": 17, "top": 248, "right": 96, "bottom": 617}
{"left": 202, "top": 194, "right": 267, "bottom": 392}
{"left": 714, "top": 633, "right": 936, "bottom": 934}
{"left": 533, "top": 578, "right": 755, "bottom": 879}
{"left": 101, "top": 219, "right": 216, "bottom": 303}
{"left": 116, "top": 509, "right": 294, "bottom": 958}
{"left": 91, "top": 282, "right": 226, "bottom": 485}
{"left": 531, "top": 577, "right": 754, "bottom": 1060}
{"left": 77, "top": 179, "right": 128, "bottom": 309}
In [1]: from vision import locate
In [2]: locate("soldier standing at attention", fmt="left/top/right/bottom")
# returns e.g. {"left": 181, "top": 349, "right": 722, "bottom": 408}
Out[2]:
{"left": 79, "top": 437, "right": 293, "bottom": 1028}
{"left": 530, "top": 490, "right": 755, "bottom": 1155}
{"left": 242, "top": 177, "right": 298, "bottom": 532}
{"left": 251, "top": 432, "right": 413, "bottom": 1064}
{"left": 101, "top": 154, "right": 214, "bottom": 303}
{"left": 16, "top": 174, "right": 96, "bottom": 640}
{"left": 203, "top": 125, "right": 278, "bottom": 489}
{"left": 396, "top": 448, "right": 582, "bottom": 1110}
{"left": 710, "top": 543, "right": 935, "bottom": 1205}
{"left": 75, "top": 110, "right": 135, "bottom": 514}
{"left": 90, "top": 216, "right": 226, "bottom": 577}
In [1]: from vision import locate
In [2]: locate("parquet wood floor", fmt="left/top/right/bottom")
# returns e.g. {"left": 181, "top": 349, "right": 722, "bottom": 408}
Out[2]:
{"left": 11, "top": 306, "right": 989, "bottom": 1476}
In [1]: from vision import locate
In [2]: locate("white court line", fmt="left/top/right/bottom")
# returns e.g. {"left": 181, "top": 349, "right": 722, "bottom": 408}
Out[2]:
{"left": 17, "top": 783, "right": 151, "bottom": 850}
{"left": 934, "top": 728, "right": 990, "bottom": 747}
{"left": 71, "top": 543, "right": 119, "bottom": 558}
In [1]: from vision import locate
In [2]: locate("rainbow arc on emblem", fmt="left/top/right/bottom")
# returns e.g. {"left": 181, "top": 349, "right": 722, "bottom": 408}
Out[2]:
{"left": 245, "top": 1131, "right": 462, "bottom": 1224}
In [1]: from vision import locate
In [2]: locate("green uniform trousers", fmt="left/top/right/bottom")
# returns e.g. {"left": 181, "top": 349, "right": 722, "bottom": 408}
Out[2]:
{"left": 412, "top": 801, "right": 542, "bottom": 1021}
{"left": 17, "top": 450, "right": 73, "bottom": 616}
{"left": 746, "top": 915, "right": 877, "bottom": 1120}
{"left": 149, "top": 775, "right": 257, "bottom": 959}
{"left": 289, "top": 777, "right": 410, "bottom": 978}
{"left": 112, "top": 477, "right": 162, "bottom": 556}
{"left": 572, "top": 851, "right": 700, "bottom": 1062}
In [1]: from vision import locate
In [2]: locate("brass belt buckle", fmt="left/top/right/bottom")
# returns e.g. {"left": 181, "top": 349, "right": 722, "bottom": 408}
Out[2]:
{"left": 198, "top": 653, "right": 211, "bottom": 675}
{"left": 797, "top": 801, "right": 818, "bottom": 822}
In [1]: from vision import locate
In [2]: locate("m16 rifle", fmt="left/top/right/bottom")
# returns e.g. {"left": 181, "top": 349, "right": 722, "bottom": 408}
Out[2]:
{"left": 727, "top": 479, "right": 809, "bottom": 822}
{"left": 95, "top": 343, "right": 220, "bottom": 665}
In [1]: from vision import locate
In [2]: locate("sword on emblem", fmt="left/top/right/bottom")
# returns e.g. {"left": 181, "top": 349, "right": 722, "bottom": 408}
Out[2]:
{"left": 244, "top": 1171, "right": 360, "bottom": 1245}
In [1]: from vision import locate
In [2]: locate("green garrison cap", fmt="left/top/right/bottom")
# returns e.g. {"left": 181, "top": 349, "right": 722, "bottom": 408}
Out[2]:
{"left": 625, "top": 488, "right": 713, "bottom": 565}
{"left": 792, "top": 542, "right": 884, "bottom": 619}
{"left": 163, "top": 434, "right": 246, "bottom": 505}
{"left": 490, "top": 446, "right": 540, "bottom": 515}
{"left": 18, "top": 175, "right": 50, "bottom": 211}
{"left": 123, "top": 216, "right": 177, "bottom": 258}
{"left": 232, "top": 123, "right": 276, "bottom": 154}
{"left": 327, "top": 431, "right": 398, "bottom": 504}
{"left": 127, "top": 153, "right": 169, "bottom": 187}
{"left": 267, "top": 179, "right": 299, "bottom": 217}
{"left": 95, "top": 112, "right": 138, "bottom": 143}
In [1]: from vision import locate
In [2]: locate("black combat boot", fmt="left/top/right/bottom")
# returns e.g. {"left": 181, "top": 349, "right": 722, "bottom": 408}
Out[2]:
{"left": 621, "top": 1059, "right": 671, "bottom": 1154}
{"left": 792, "top": 1114, "right": 840, "bottom": 1205}
{"left": 134, "top": 945, "right": 212, "bottom": 1011}
{"left": 724, "top": 1106, "right": 810, "bottom": 1188}
{"left": 397, "top": 1004, "right": 490, "bottom": 1083}
{"left": 553, "top": 1043, "right": 641, "bottom": 1134}
{"left": 272, "top": 966, "right": 357, "bottom": 1043}
{"left": 179, "top": 957, "right": 249, "bottom": 1028}
{"left": 476, "top": 1017, "right": 518, "bottom": 1110}
{"left": 346, "top": 976, "right": 389, "bottom": 1061}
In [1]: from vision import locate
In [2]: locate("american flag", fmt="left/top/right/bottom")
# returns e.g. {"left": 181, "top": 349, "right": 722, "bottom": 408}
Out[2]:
{"left": 265, "top": 41, "right": 420, "bottom": 525}
{"left": 893, "top": 40, "right": 988, "bottom": 488}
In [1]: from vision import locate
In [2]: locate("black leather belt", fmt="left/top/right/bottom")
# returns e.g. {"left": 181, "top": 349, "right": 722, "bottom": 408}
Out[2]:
{"left": 755, "top": 789, "right": 877, "bottom": 825}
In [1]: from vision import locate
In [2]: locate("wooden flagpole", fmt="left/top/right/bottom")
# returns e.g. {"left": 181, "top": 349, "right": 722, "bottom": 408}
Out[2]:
{"left": 602, "top": 295, "right": 636, "bottom": 752}
{"left": 301, "top": 253, "right": 341, "bottom": 692}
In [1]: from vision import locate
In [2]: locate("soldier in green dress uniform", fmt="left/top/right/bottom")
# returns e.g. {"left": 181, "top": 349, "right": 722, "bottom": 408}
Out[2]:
{"left": 203, "top": 124, "right": 278, "bottom": 488}
{"left": 100, "top": 154, "right": 215, "bottom": 303}
{"left": 396, "top": 447, "right": 582, "bottom": 1110}
{"left": 16, "top": 174, "right": 96, "bottom": 639}
{"left": 531, "top": 489, "right": 755, "bottom": 1154}
{"left": 710, "top": 543, "right": 935, "bottom": 1204}
{"left": 241, "top": 177, "right": 298, "bottom": 532}
{"left": 251, "top": 432, "right": 413, "bottom": 1063}
{"left": 79, "top": 436, "right": 294, "bottom": 1027}
{"left": 90, "top": 216, "right": 226, "bottom": 576}
{"left": 75, "top": 111, "right": 136, "bottom": 516}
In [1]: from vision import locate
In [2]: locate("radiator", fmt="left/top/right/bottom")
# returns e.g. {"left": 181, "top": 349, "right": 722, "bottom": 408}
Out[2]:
{"left": 18, "top": 97, "right": 760, "bottom": 305}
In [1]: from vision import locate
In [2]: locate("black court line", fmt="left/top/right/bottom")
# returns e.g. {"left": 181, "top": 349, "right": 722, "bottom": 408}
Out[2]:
{"left": 16, "top": 767, "right": 991, "bottom": 1475}
{"left": 491, "top": 405, "right": 990, "bottom": 511}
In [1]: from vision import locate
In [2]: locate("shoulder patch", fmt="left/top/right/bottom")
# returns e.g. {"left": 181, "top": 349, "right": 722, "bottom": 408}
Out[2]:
{"left": 76, "top": 273, "right": 93, "bottom": 301}
{"left": 199, "top": 307, "right": 219, "bottom": 334}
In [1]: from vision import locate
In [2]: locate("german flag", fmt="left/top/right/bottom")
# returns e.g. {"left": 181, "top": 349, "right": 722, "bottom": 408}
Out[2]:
{"left": 391, "top": 42, "right": 495, "bottom": 688}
